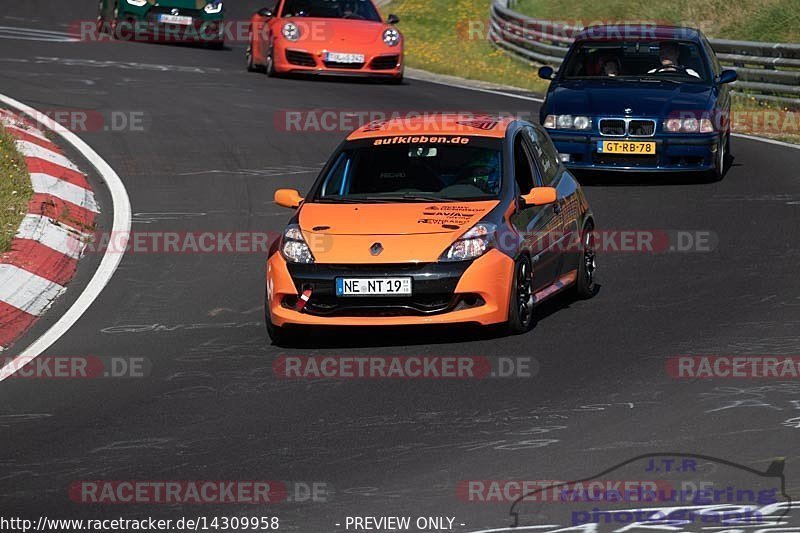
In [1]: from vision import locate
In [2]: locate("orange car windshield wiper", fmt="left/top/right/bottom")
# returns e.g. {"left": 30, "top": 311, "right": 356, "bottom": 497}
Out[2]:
{"left": 313, "top": 196, "right": 368, "bottom": 203}
{"left": 362, "top": 194, "right": 458, "bottom": 202}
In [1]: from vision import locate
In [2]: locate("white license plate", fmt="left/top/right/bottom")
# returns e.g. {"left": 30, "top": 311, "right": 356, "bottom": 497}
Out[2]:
{"left": 336, "top": 277, "right": 412, "bottom": 296}
{"left": 325, "top": 52, "right": 365, "bottom": 64}
{"left": 158, "top": 14, "right": 193, "bottom": 25}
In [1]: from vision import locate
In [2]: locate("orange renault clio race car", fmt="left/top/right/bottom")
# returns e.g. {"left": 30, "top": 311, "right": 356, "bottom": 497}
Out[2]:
{"left": 266, "top": 115, "right": 597, "bottom": 344}
{"left": 246, "top": 0, "right": 403, "bottom": 81}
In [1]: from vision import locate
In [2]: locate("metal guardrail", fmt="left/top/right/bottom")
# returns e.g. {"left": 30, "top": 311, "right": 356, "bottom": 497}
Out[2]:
{"left": 489, "top": 0, "right": 800, "bottom": 107}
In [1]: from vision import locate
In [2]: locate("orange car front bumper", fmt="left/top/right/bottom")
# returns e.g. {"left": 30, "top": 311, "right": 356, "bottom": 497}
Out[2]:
{"left": 267, "top": 249, "right": 513, "bottom": 327}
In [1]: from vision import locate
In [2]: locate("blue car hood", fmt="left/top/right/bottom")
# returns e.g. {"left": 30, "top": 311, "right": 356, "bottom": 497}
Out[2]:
{"left": 545, "top": 79, "right": 715, "bottom": 117}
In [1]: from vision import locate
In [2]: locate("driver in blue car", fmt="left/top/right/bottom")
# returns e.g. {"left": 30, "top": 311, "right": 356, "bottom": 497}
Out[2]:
{"left": 648, "top": 41, "right": 701, "bottom": 78}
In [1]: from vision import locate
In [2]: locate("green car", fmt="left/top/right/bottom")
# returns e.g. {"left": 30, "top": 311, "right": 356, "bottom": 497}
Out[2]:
{"left": 96, "top": 0, "right": 225, "bottom": 48}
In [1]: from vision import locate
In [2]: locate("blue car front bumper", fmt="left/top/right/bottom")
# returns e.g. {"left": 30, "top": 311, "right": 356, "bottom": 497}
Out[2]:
{"left": 547, "top": 131, "right": 718, "bottom": 172}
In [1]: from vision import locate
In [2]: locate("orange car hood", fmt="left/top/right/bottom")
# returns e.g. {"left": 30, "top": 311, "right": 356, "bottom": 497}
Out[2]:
{"left": 293, "top": 19, "right": 386, "bottom": 46}
{"left": 298, "top": 201, "right": 499, "bottom": 263}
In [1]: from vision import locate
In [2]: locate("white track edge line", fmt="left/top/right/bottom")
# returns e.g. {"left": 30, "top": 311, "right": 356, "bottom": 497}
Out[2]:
{"left": 406, "top": 72, "right": 545, "bottom": 103}
{"left": 731, "top": 132, "right": 800, "bottom": 150}
{"left": 0, "top": 94, "right": 132, "bottom": 380}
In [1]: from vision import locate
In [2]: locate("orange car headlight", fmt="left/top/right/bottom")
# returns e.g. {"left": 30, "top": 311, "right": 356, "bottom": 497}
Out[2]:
{"left": 441, "top": 222, "right": 496, "bottom": 262}
{"left": 281, "top": 225, "right": 314, "bottom": 263}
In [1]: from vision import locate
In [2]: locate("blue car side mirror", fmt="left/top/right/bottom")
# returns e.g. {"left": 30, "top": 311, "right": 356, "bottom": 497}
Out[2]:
{"left": 718, "top": 69, "right": 737, "bottom": 84}
{"left": 538, "top": 66, "right": 555, "bottom": 80}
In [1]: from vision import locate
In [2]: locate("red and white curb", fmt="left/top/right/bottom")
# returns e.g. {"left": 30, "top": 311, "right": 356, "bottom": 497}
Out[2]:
{"left": 0, "top": 94, "right": 130, "bottom": 382}
{"left": 0, "top": 110, "right": 97, "bottom": 350}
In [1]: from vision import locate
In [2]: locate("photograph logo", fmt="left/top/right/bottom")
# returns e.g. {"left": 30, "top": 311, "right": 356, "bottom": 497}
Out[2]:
{"left": 506, "top": 453, "right": 793, "bottom": 531}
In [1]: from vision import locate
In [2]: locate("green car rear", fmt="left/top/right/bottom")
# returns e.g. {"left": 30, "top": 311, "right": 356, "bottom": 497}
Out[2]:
{"left": 97, "top": 0, "right": 225, "bottom": 47}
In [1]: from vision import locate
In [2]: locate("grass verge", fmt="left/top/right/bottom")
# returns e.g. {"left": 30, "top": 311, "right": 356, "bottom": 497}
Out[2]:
{"left": 385, "top": 0, "right": 549, "bottom": 93}
{"left": 0, "top": 123, "right": 32, "bottom": 253}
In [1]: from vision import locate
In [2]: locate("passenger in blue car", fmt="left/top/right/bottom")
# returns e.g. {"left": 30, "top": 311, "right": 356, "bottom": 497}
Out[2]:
{"left": 601, "top": 57, "right": 621, "bottom": 77}
{"left": 648, "top": 42, "right": 701, "bottom": 78}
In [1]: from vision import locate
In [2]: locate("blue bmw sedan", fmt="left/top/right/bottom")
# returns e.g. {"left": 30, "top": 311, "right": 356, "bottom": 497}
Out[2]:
{"left": 538, "top": 26, "right": 738, "bottom": 180}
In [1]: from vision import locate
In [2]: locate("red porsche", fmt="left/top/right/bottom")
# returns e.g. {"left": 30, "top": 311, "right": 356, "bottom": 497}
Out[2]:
{"left": 246, "top": 0, "right": 404, "bottom": 82}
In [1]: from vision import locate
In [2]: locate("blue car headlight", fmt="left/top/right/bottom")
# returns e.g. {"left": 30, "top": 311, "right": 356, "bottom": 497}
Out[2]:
{"left": 665, "top": 117, "right": 714, "bottom": 133}
{"left": 544, "top": 115, "right": 591, "bottom": 131}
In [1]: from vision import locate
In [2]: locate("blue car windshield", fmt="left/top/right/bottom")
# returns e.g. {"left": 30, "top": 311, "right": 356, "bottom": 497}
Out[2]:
{"left": 561, "top": 40, "right": 710, "bottom": 82}
{"left": 281, "top": 0, "right": 382, "bottom": 21}
{"left": 313, "top": 141, "right": 502, "bottom": 202}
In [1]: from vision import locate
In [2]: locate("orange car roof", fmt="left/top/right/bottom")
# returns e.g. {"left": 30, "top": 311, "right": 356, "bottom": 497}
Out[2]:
{"left": 346, "top": 114, "right": 515, "bottom": 140}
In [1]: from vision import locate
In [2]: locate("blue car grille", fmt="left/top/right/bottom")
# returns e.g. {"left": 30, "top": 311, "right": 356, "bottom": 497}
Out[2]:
{"left": 599, "top": 118, "right": 656, "bottom": 137}
{"left": 599, "top": 119, "right": 626, "bottom": 136}
{"left": 629, "top": 120, "right": 655, "bottom": 136}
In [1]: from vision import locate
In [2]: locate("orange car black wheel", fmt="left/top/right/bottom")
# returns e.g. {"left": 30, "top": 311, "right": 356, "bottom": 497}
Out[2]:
{"left": 573, "top": 221, "right": 597, "bottom": 299}
{"left": 505, "top": 255, "right": 535, "bottom": 334}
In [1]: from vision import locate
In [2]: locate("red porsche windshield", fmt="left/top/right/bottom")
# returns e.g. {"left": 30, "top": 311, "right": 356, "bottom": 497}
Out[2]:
{"left": 280, "top": 0, "right": 382, "bottom": 22}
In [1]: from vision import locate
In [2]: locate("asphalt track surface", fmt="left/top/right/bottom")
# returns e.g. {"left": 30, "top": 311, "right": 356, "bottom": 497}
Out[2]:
{"left": 1, "top": 1, "right": 800, "bottom": 531}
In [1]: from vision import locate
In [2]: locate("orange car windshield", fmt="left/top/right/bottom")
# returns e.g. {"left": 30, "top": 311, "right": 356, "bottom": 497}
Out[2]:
{"left": 281, "top": 0, "right": 382, "bottom": 22}
{"left": 313, "top": 142, "right": 502, "bottom": 203}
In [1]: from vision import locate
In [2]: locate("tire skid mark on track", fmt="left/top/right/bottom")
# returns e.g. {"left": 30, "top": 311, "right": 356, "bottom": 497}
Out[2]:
{"left": 0, "top": 56, "right": 224, "bottom": 74}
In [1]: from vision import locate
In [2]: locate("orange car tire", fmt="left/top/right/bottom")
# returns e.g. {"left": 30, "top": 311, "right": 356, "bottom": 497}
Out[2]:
{"left": 504, "top": 255, "right": 536, "bottom": 335}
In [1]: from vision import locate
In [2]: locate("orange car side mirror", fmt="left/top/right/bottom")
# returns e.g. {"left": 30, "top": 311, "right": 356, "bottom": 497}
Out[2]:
{"left": 274, "top": 188, "right": 304, "bottom": 209}
{"left": 521, "top": 186, "right": 557, "bottom": 206}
